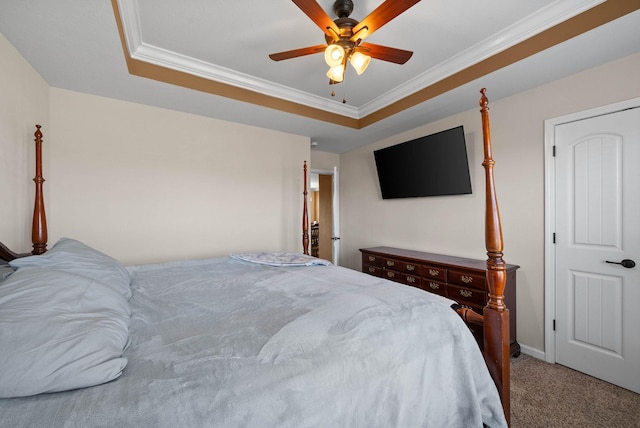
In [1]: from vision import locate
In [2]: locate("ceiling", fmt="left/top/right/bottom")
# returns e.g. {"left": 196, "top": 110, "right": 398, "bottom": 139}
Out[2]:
{"left": 1, "top": 0, "right": 638, "bottom": 153}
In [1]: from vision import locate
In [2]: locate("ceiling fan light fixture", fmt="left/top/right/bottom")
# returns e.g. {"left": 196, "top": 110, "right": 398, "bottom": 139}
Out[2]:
{"left": 349, "top": 51, "right": 371, "bottom": 75}
{"left": 326, "top": 64, "right": 345, "bottom": 83}
{"left": 268, "top": 0, "right": 418, "bottom": 89}
{"left": 324, "top": 44, "right": 345, "bottom": 67}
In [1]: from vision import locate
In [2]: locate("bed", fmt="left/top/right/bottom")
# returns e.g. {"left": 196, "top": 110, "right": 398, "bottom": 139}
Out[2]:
{"left": 0, "top": 89, "right": 511, "bottom": 427}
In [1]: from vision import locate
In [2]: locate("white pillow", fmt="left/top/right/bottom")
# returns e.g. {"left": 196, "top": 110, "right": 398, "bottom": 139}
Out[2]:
{"left": 0, "top": 267, "right": 131, "bottom": 398}
{"left": 9, "top": 237, "right": 132, "bottom": 300}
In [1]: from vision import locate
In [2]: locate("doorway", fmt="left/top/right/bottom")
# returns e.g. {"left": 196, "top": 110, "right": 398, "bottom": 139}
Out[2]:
{"left": 544, "top": 99, "right": 640, "bottom": 393}
{"left": 310, "top": 168, "right": 340, "bottom": 264}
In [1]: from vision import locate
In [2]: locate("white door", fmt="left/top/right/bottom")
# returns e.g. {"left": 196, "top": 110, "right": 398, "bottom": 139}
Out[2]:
{"left": 554, "top": 107, "right": 640, "bottom": 393}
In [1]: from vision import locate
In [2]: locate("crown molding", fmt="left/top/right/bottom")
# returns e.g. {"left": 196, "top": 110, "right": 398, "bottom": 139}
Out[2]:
{"left": 132, "top": 42, "right": 360, "bottom": 118}
{"left": 359, "top": 0, "right": 605, "bottom": 116}
{"left": 115, "top": 0, "right": 359, "bottom": 118}
{"left": 115, "top": 0, "right": 605, "bottom": 120}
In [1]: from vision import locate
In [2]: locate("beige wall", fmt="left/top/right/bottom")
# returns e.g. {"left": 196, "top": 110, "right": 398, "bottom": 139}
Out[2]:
{"left": 2, "top": 33, "right": 309, "bottom": 265}
{"left": 2, "top": 33, "right": 309, "bottom": 266}
{"left": 310, "top": 150, "right": 339, "bottom": 172}
{"left": 339, "top": 52, "right": 640, "bottom": 354}
{"left": 48, "top": 89, "right": 309, "bottom": 264}
{"left": 0, "top": 33, "right": 50, "bottom": 253}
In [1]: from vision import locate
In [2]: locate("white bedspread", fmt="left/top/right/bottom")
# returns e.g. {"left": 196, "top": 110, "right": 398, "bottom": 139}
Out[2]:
{"left": 0, "top": 257, "right": 506, "bottom": 427}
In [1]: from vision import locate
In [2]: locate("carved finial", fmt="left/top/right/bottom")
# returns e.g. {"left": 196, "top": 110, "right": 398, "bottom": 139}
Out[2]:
{"left": 480, "top": 88, "right": 489, "bottom": 110}
{"left": 303, "top": 161, "right": 308, "bottom": 196}
{"left": 35, "top": 124, "right": 42, "bottom": 142}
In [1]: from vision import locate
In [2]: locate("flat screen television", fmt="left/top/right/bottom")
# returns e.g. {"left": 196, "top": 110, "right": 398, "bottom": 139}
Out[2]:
{"left": 374, "top": 126, "right": 472, "bottom": 199}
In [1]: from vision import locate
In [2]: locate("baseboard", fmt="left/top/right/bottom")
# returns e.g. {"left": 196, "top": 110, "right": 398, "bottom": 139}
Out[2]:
{"left": 518, "top": 344, "right": 545, "bottom": 360}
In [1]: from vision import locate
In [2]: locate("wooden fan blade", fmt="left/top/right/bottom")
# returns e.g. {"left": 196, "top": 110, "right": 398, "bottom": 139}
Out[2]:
{"left": 351, "top": 0, "right": 420, "bottom": 42}
{"left": 292, "top": 0, "right": 340, "bottom": 40}
{"left": 358, "top": 42, "right": 413, "bottom": 64}
{"left": 269, "top": 45, "right": 326, "bottom": 61}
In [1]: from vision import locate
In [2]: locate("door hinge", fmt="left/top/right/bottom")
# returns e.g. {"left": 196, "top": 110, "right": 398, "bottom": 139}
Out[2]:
{"left": 553, "top": 319, "right": 556, "bottom": 331}
{"left": 553, "top": 233, "right": 556, "bottom": 244}
{"left": 552, "top": 145, "right": 556, "bottom": 157}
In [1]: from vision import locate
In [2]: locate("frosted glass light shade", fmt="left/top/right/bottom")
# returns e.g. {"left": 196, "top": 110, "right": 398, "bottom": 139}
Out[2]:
{"left": 349, "top": 51, "right": 371, "bottom": 75}
{"left": 326, "top": 65, "right": 345, "bottom": 82}
{"left": 324, "top": 44, "right": 345, "bottom": 67}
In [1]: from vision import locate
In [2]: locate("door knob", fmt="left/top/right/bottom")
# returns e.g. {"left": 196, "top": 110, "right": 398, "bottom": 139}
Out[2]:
{"left": 605, "top": 259, "right": 636, "bottom": 268}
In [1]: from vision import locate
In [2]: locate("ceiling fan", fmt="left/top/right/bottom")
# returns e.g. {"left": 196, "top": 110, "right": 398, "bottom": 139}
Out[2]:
{"left": 269, "top": 0, "right": 420, "bottom": 84}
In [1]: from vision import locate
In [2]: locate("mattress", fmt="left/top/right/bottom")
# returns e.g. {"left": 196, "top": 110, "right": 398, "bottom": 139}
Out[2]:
{"left": 0, "top": 256, "right": 506, "bottom": 427}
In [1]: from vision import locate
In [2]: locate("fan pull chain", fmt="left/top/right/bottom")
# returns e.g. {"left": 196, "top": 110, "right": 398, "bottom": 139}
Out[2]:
{"left": 342, "top": 79, "right": 347, "bottom": 104}
{"left": 329, "top": 78, "right": 347, "bottom": 104}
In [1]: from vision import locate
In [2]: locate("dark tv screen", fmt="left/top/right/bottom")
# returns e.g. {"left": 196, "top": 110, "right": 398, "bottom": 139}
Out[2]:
{"left": 374, "top": 126, "right": 472, "bottom": 199}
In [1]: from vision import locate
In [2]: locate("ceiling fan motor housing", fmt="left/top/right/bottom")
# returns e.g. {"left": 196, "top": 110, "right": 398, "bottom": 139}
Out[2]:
{"left": 327, "top": 0, "right": 359, "bottom": 47}
{"left": 333, "top": 0, "right": 354, "bottom": 18}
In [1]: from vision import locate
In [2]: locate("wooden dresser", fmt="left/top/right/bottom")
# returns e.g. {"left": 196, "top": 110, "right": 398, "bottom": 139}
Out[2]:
{"left": 360, "top": 246, "right": 520, "bottom": 357}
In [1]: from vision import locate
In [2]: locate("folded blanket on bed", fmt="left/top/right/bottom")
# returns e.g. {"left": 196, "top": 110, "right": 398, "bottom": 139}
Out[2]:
{"left": 229, "top": 252, "right": 331, "bottom": 267}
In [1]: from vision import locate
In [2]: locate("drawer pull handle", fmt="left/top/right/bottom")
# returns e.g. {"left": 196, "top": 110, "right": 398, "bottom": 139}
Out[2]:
{"left": 387, "top": 272, "right": 395, "bottom": 278}
{"left": 368, "top": 256, "right": 375, "bottom": 262}
{"left": 429, "top": 282, "right": 439, "bottom": 290}
{"left": 461, "top": 275, "right": 473, "bottom": 284}
{"left": 428, "top": 269, "right": 440, "bottom": 276}
{"left": 368, "top": 267, "right": 376, "bottom": 273}
{"left": 460, "top": 289, "right": 473, "bottom": 298}
{"left": 406, "top": 264, "right": 415, "bottom": 271}
{"left": 407, "top": 276, "right": 416, "bottom": 283}
{"left": 387, "top": 260, "right": 395, "bottom": 267}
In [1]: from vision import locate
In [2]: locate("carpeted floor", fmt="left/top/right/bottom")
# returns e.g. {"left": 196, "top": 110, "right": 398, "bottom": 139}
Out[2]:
{"left": 510, "top": 354, "right": 640, "bottom": 427}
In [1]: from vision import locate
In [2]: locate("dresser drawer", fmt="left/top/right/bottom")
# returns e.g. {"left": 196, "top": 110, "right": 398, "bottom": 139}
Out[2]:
{"left": 422, "top": 264, "right": 446, "bottom": 282}
{"left": 400, "top": 260, "right": 420, "bottom": 275}
{"left": 363, "top": 265, "right": 383, "bottom": 277}
{"left": 448, "top": 284, "right": 487, "bottom": 307}
{"left": 383, "top": 258, "right": 400, "bottom": 270}
{"left": 362, "top": 253, "right": 384, "bottom": 267}
{"left": 383, "top": 268, "right": 401, "bottom": 282}
{"left": 448, "top": 270, "right": 486, "bottom": 290}
{"left": 399, "top": 272, "right": 421, "bottom": 287}
{"left": 420, "top": 279, "right": 447, "bottom": 297}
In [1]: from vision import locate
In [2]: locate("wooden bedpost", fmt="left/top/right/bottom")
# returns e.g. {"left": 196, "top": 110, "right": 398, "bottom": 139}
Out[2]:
{"left": 479, "top": 89, "right": 510, "bottom": 425}
{"left": 302, "top": 161, "right": 310, "bottom": 255}
{"left": 32, "top": 125, "right": 48, "bottom": 255}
